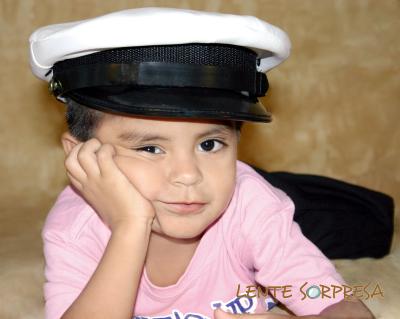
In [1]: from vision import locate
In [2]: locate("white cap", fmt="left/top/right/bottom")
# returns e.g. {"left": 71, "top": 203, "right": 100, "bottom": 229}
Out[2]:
{"left": 29, "top": 7, "right": 291, "bottom": 81}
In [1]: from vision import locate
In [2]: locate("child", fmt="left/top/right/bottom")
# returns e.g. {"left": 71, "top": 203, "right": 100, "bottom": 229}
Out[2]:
{"left": 29, "top": 7, "right": 374, "bottom": 319}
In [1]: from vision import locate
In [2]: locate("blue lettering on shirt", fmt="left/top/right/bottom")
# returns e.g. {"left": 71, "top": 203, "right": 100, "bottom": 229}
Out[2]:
{"left": 133, "top": 295, "right": 258, "bottom": 319}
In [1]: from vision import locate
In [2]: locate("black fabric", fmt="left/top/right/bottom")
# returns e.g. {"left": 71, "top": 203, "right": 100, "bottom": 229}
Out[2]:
{"left": 250, "top": 164, "right": 395, "bottom": 259}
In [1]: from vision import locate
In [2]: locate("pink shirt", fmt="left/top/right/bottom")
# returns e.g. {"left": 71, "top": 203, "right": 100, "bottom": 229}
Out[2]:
{"left": 42, "top": 160, "right": 346, "bottom": 319}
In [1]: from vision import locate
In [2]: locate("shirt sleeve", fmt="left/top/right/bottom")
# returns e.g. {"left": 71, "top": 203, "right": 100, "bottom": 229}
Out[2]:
{"left": 42, "top": 228, "right": 101, "bottom": 319}
{"left": 241, "top": 188, "right": 347, "bottom": 316}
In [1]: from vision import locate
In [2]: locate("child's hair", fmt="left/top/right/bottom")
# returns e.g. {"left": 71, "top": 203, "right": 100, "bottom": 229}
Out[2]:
{"left": 65, "top": 98, "right": 243, "bottom": 142}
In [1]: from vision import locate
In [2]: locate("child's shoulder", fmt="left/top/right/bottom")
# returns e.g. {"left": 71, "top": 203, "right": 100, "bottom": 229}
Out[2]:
{"left": 235, "top": 160, "right": 292, "bottom": 207}
{"left": 225, "top": 161, "right": 296, "bottom": 267}
{"left": 41, "top": 185, "right": 100, "bottom": 241}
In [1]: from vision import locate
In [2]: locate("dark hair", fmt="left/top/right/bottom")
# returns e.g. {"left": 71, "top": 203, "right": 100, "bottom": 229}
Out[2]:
{"left": 65, "top": 98, "right": 243, "bottom": 141}
{"left": 65, "top": 98, "right": 104, "bottom": 142}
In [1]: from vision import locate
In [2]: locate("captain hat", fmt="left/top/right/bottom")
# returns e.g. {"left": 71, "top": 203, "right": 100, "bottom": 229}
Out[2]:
{"left": 29, "top": 7, "right": 291, "bottom": 123}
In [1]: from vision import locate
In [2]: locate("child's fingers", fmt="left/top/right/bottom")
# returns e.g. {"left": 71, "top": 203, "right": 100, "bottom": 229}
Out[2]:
{"left": 96, "top": 144, "right": 121, "bottom": 177}
{"left": 214, "top": 309, "right": 288, "bottom": 319}
{"left": 76, "top": 138, "right": 102, "bottom": 178}
{"left": 66, "top": 171, "right": 83, "bottom": 192}
{"left": 64, "top": 142, "right": 87, "bottom": 182}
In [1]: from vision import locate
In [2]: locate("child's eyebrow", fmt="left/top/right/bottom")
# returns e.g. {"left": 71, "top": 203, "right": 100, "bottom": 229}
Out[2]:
{"left": 117, "top": 125, "right": 232, "bottom": 143}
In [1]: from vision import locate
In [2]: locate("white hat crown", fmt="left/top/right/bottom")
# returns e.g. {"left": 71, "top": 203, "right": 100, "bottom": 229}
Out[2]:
{"left": 29, "top": 7, "right": 291, "bottom": 81}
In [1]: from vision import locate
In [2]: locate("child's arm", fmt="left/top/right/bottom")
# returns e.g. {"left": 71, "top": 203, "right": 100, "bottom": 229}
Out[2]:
{"left": 214, "top": 300, "right": 375, "bottom": 318}
{"left": 60, "top": 221, "right": 152, "bottom": 319}
{"left": 318, "top": 299, "right": 375, "bottom": 318}
{"left": 59, "top": 138, "right": 156, "bottom": 319}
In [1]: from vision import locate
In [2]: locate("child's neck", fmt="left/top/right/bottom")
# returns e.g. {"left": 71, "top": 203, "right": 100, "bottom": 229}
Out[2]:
{"left": 148, "top": 231, "right": 202, "bottom": 254}
{"left": 144, "top": 232, "right": 203, "bottom": 287}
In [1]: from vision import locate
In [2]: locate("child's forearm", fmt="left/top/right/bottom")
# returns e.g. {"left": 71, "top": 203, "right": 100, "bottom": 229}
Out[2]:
{"left": 61, "top": 220, "right": 153, "bottom": 319}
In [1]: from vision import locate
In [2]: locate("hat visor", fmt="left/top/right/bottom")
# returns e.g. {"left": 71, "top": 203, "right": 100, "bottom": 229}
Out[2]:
{"left": 64, "top": 87, "right": 271, "bottom": 123}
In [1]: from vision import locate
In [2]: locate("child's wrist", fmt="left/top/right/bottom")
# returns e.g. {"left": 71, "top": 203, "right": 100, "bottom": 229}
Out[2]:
{"left": 111, "top": 217, "right": 154, "bottom": 235}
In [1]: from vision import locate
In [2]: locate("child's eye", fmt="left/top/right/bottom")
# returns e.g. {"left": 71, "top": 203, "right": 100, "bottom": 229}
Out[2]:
{"left": 133, "top": 139, "right": 226, "bottom": 155}
{"left": 198, "top": 139, "right": 226, "bottom": 153}
{"left": 134, "top": 145, "right": 163, "bottom": 154}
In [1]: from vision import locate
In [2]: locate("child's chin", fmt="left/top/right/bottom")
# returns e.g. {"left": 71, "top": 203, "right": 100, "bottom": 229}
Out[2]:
{"left": 154, "top": 225, "right": 204, "bottom": 241}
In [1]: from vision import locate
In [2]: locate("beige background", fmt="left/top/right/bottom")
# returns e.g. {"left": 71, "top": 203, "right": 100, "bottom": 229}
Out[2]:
{"left": 0, "top": 0, "right": 399, "bottom": 318}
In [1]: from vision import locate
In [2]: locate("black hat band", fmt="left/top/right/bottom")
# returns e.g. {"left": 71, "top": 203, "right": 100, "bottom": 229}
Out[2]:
{"left": 49, "top": 43, "right": 268, "bottom": 98}
{"left": 50, "top": 62, "right": 268, "bottom": 97}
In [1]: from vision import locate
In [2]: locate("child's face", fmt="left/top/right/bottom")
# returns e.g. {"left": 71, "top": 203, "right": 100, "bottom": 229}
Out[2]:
{"left": 93, "top": 113, "right": 239, "bottom": 241}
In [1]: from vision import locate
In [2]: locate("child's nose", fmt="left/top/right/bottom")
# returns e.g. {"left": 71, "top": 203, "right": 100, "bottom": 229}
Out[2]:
{"left": 168, "top": 154, "right": 203, "bottom": 187}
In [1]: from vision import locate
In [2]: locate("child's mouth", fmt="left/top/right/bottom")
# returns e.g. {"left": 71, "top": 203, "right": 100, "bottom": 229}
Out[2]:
{"left": 164, "top": 202, "right": 206, "bottom": 214}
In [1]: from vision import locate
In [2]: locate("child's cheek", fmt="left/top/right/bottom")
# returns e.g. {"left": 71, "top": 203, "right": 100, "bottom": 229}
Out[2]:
{"left": 113, "top": 155, "right": 164, "bottom": 200}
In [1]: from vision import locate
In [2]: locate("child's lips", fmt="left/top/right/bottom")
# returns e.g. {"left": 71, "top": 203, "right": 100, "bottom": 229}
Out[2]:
{"left": 164, "top": 202, "right": 206, "bottom": 214}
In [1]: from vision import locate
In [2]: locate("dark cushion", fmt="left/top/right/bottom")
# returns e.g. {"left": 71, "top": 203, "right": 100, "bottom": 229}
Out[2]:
{"left": 250, "top": 164, "right": 394, "bottom": 259}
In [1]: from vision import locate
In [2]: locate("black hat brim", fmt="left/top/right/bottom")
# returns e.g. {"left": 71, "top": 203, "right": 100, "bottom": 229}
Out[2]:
{"left": 64, "top": 87, "right": 271, "bottom": 123}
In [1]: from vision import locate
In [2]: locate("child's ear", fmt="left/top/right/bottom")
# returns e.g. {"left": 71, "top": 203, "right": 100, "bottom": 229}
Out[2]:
{"left": 61, "top": 132, "right": 79, "bottom": 156}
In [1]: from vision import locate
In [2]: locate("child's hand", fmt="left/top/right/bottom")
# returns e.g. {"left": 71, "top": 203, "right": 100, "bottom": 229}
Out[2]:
{"left": 214, "top": 308, "right": 318, "bottom": 318}
{"left": 64, "top": 138, "right": 156, "bottom": 231}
